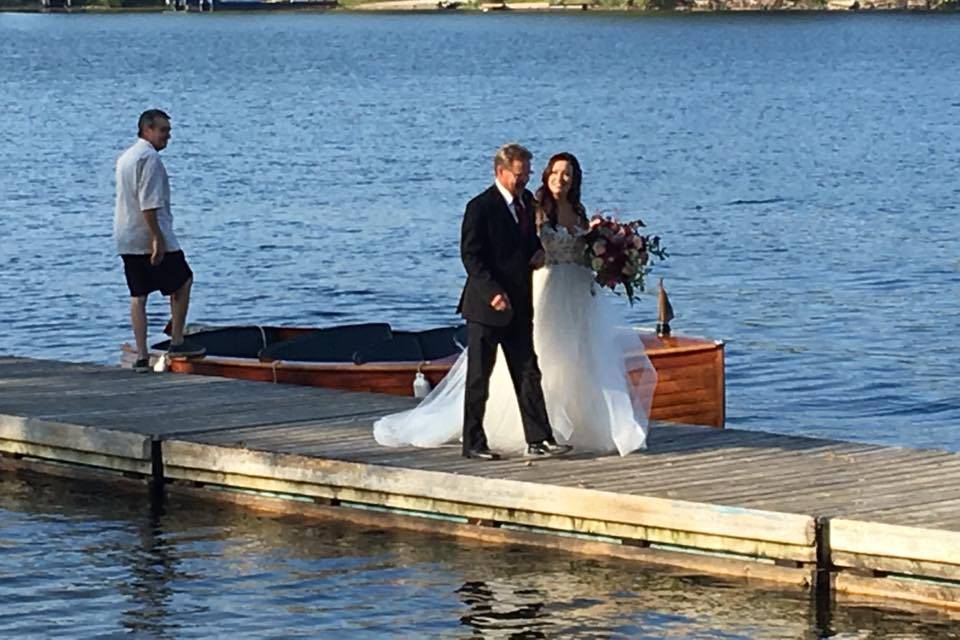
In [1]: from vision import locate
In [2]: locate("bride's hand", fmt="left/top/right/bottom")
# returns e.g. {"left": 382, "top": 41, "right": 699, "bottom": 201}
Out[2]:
{"left": 529, "top": 249, "right": 545, "bottom": 270}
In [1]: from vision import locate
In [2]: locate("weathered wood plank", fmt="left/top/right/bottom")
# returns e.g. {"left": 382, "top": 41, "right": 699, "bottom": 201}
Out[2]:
{"left": 167, "top": 465, "right": 816, "bottom": 562}
{"left": 842, "top": 495, "right": 960, "bottom": 528}
{"left": 613, "top": 443, "right": 894, "bottom": 486}
{"left": 165, "top": 417, "right": 960, "bottom": 537}
{"left": 0, "top": 452, "right": 151, "bottom": 487}
{"left": 685, "top": 451, "right": 960, "bottom": 504}
{"left": 831, "top": 551, "right": 960, "bottom": 582}
{"left": 823, "top": 481, "right": 960, "bottom": 517}
{"left": 731, "top": 460, "right": 960, "bottom": 515}
{"left": 582, "top": 446, "right": 886, "bottom": 496}
{"left": 0, "top": 439, "right": 151, "bottom": 475}
{"left": 167, "top": 482, "right": 814, "bottom": 588}
{"left": 171, "top": 420, "right": 911, "bottom": 513}
{"left": 835, "top": 573, "right": 960, "bottom": 611}
{"left": 831, "top": 519, "right": 960, "bottom": 566}
{"left": 163, "top": 440, "right": 816, "bottom": 547}
{"left": 0, "top": 414, "right": 151, "bottom": 460}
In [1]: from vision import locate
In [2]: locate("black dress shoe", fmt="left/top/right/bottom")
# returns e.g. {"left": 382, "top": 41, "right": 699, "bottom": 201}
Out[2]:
{"left": 463, "top": 447, "right": 501, "bottom": 460}
{"left": 525, "top": 440, "right": 573, "bottom": 458}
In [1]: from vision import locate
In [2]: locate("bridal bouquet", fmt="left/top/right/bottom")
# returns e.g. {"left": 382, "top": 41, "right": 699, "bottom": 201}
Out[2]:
{"left": 583, "top": 213, "right": 668, "bottom": 305}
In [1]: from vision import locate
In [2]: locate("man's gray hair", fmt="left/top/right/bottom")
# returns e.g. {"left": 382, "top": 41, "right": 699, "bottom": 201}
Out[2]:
{"left": 494, "top": 142, "right": 533, "bottom": 171}
{"left": 138, "top": 109, "right": 171, "bottom": 136}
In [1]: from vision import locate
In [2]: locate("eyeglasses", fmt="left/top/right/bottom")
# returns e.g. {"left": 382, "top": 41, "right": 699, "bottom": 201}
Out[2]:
{"left": 505, "top": 166, "right": 531, "bottom": 179}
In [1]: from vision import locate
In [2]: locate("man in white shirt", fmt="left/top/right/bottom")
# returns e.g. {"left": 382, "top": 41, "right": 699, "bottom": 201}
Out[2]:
{"left": 115, "top": 109, "right": 204, "bottom": 372}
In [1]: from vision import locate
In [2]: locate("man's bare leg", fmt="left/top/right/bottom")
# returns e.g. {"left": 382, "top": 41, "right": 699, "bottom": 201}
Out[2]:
{"left": 130, "top": 296, "right": 149, "bottom": 359}
{"left": 169, "top": 277, "right": 192, "bottom": 346}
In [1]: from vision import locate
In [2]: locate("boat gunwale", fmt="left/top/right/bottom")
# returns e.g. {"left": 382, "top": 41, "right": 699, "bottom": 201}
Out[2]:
{"left": 123, "top": 332, "right": 723, "bottom": 370}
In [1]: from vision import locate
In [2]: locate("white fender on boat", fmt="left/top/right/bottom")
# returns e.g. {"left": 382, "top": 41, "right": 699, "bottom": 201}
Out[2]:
{"left": 413, "top": 371, "right": 431, "bottom": 398}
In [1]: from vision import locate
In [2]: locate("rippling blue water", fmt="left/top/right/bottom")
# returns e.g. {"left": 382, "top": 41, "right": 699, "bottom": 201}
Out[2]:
{"left": 3, "top": 12, "right": 960, "bottom": 449}
{"left": 2, "top": 12, "right": 960, "bottom": 636}
{"left": 4, "top": 471, "right": 960, "bottom": 638}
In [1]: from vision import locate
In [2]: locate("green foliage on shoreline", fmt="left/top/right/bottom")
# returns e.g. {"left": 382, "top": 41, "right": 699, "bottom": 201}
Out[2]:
{"left": 0, "top": 0, "right": 164, "bottom": 7}
{"left": 0, "top": 0, "right": 155, "bottom": 6}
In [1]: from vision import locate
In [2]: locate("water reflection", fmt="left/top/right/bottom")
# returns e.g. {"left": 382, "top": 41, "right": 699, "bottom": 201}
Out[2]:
{"left": 119, "top": 501, "right": 178, "bottom": 639}
{"left": 1, "top": 471, "right": 960, "bottom": 638}
{"left": 457, "top": 580, "right": 549, "bottom": 638}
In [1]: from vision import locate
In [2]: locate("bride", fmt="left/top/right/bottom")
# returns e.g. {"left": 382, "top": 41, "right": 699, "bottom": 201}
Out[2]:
{"left": 374, "top": 152, "right": 657, "bottom": 456}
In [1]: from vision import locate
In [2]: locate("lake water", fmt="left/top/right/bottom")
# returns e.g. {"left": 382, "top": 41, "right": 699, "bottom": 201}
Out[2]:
{"left": 4, "top": 470, "right": 960, "bottom": 638}
{"left": 2, "top": 11, "right": 960, "bottom": 637}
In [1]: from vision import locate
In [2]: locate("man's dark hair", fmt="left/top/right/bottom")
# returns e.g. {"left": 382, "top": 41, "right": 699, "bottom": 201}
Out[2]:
{"left": 138, "top": 109, "right": 171, "bottom": 136}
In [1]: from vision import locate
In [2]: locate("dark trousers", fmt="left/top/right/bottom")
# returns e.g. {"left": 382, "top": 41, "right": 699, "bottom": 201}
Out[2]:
{"left": 462, "top": 319, "right": 554, "bottom": 453}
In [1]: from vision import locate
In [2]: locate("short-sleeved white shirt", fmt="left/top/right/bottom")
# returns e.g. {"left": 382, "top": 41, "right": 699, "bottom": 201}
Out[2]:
{"left": 113, "top": 138, "right": 181, "bottom": 255}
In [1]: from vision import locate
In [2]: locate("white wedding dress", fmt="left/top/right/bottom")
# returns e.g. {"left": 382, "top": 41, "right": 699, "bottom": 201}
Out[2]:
{"left": 373, "top": 223, "right": 657, "bottom": 456}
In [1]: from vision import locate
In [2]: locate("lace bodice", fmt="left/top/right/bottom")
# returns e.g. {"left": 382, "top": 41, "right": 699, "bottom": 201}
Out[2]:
{"left": 540, "top": 224, "right": 587, "bottom": 266}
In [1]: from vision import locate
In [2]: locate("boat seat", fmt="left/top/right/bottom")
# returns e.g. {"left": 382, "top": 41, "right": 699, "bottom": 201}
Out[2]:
{"left": 152, "top": 326, "right": 280, "bottom": 359}
{"left": 414, "top": 325, "right": 467, "bottom": 361}
{"left": 351, "top": 332, "right": 425, "bottom": 365}
{"left": 259, "top": 323, "right": 393, "bottom": 363}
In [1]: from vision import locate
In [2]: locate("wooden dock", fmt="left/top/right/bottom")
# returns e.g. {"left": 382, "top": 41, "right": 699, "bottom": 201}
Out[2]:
{"left": 2, "top": 356, "right": 960, "bottom": 611}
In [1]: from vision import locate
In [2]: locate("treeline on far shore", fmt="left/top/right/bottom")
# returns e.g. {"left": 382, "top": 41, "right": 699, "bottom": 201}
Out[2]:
{"left": 2, "top": 0, "right": 957, "bottom": 12}
{"left": 1, "top": 0, "right": 161, "bottom": 9}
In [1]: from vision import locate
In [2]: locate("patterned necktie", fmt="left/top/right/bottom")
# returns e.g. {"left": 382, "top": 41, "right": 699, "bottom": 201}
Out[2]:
{"left": 514, "top": 197, "right": 529, "bottom": 236}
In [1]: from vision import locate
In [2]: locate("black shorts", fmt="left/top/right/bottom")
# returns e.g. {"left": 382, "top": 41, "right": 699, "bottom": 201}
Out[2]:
{"left": 121, "top": 250, "right": 193, "bottom": 297}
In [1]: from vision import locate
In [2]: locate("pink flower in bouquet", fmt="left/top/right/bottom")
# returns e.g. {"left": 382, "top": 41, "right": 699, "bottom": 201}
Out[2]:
{"left": 582, "top": 210, "right": 668, "bottom": 305}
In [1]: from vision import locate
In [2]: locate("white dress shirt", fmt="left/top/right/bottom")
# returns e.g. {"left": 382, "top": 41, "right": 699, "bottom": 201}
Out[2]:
{"left": 494, "top": 179, "right": 522, "bottom": 224}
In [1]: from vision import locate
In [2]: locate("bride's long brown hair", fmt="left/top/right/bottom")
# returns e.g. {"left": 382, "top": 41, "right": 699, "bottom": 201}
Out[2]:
{"left": 535, "top": 152, "right": 587, "bottom": 230}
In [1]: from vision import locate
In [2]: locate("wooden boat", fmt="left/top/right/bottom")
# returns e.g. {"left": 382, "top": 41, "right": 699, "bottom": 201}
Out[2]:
{"left": 120, "top": 322, "right": 725, "bottom": 428}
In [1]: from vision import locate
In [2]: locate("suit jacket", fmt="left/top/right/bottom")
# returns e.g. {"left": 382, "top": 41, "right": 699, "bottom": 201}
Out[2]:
{"left": 457, "top": 184, "right": 544, "bottom": 327}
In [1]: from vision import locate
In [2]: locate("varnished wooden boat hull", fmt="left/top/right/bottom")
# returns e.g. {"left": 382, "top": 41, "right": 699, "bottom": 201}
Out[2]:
{"left": 636, "top": 338, "right": 726, "bottom": 428}
{"left": 122, "top": 332, "right": 724, "bottom": 428}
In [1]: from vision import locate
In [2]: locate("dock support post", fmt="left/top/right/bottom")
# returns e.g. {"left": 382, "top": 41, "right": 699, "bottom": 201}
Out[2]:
{"left": 814, "top": 517, "right": 834, "bottom": 635}
{"left": 150, "top": 437, "right": 165, "bottom": 503}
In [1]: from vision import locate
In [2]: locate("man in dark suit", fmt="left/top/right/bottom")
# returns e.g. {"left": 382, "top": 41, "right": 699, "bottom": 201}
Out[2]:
{"left": 457, "top": 143, "right": 573, "bottom": 461}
